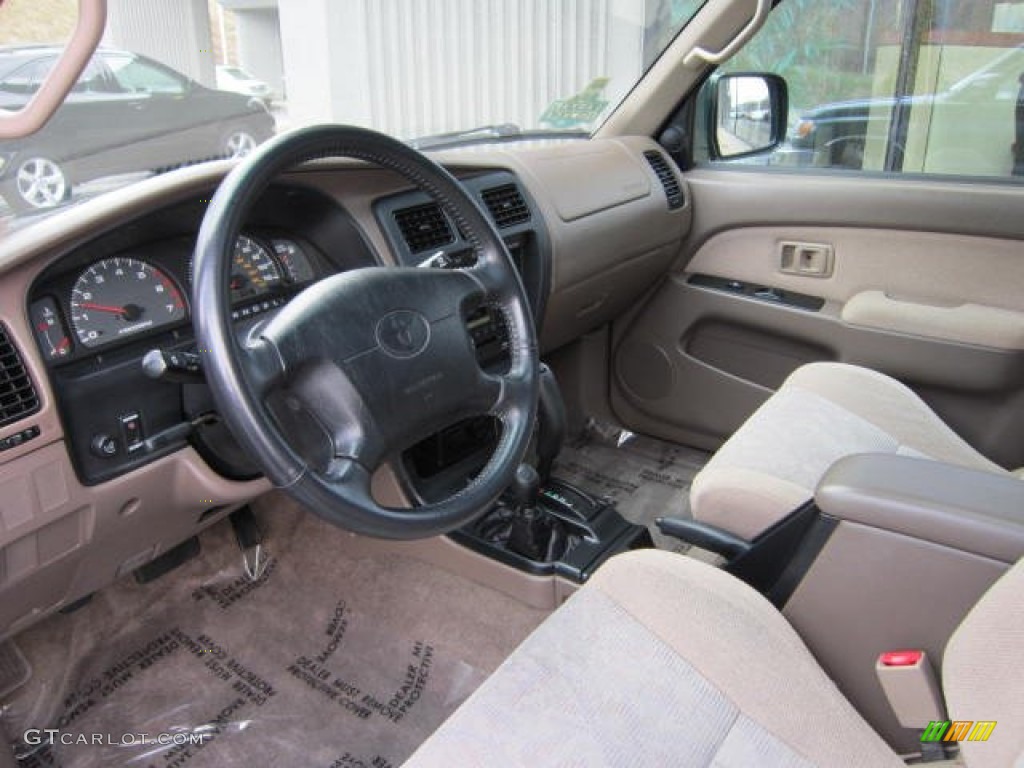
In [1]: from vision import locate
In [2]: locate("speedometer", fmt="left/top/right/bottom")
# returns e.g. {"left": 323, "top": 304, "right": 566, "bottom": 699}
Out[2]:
{"left": 230, "top": 235, "right": 282, "bottom": 301}
{"left": 70, "top": 258, "right": 186, "bottom": 349}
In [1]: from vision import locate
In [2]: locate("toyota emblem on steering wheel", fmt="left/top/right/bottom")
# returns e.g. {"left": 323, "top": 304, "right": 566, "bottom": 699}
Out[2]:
{"left": 376, "top": 309, "right": 430, "bottom": 358}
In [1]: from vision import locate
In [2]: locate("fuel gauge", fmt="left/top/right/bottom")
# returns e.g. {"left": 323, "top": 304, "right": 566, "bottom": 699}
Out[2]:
{"left": 31, "top": 296, "right": 72, "bottom": 362}
{"left": 272, "top": 239, "right": 316, "bottom": 284}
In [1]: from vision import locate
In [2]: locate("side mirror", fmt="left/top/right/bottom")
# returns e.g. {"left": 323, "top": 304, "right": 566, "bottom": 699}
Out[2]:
{"left": 710, "top": 73, "right": 788, "bottom": 160}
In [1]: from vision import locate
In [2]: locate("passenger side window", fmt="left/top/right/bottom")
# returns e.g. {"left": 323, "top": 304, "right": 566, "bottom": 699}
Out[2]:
{"left": 711, "top": 0, "right": 1024, "bottom": 179}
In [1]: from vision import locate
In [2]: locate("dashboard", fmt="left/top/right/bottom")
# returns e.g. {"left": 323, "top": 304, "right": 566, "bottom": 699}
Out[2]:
{"left": 27, "top": 184, "right": 375, "bottom": 485}
{"left": 0, "top": 136, "right": 690, "bottom": 638}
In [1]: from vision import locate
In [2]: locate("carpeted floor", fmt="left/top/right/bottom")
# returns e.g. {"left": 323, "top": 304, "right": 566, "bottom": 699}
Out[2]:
{"left": 551, "top": 420, "right": 711, "bottom": 554}
{"left": 2, "top": 496, "right": 548, "bottom": 768}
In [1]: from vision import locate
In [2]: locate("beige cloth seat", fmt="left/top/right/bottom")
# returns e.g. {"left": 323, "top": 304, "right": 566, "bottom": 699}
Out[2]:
{"left": 405, "top": 549, "right": 1024, "bottom": 767}
{"left": 689, "top": 362, "right": 1015, "bottom": 540}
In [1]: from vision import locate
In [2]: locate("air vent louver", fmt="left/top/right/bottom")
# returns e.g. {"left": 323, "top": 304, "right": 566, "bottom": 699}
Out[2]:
{"left": 393, "top": 202, "right": 454, "bottom": 253}
{"left": 643, "top": 150, "right": 685, "bottom": 210}
{"left": 481, "top": 184, "right": 531, "bottom": 228}
{"left": 0, "top": 325, "right": 39, "bottom": 428}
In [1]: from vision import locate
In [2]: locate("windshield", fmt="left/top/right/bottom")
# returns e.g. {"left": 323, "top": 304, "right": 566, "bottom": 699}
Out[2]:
{"left": 0, "top": 0, "right": 705, "bottom": 231}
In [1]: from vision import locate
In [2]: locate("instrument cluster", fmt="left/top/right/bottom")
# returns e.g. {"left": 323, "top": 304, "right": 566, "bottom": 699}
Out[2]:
{"left": 30, "top": 234, "right": 318, "bottom": 363}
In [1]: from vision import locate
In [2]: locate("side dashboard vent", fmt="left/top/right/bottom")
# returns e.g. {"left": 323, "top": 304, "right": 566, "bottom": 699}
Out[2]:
{"left": 393, "top": 202, "right": 454, "bottom": 253}
{"left": 643, "top": 150, "right": 685, "bottom": 210}
{"left": 481, "top": 184, "right": 531, "bottom": 228}
{"left": 0, "top": 325, "right": 40, "bottom": 428}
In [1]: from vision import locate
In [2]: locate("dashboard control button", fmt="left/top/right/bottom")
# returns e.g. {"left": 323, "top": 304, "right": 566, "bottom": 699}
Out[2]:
{"left": 0, "top": 425, "right": 42, "bottom": 452}
{"left": 91, "top": 434, "right": 119, "bottom": 458}
{"left": 120, "top": 412, "right": 144, "bottom": 452}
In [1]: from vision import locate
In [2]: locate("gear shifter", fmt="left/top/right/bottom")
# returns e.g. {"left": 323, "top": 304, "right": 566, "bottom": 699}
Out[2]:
{"left": 472, "top": 462, "right": 582, "bottom": 563}
{"left": 505, "top": 464, "right": 551, "bottom": 561}
{"left": 509, "top": 463, "right": 541, "bottom": 511}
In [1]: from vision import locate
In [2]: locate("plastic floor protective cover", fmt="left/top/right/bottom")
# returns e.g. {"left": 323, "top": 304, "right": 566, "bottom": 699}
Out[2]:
{"left": 552, "top": 420, "right": 710, "bottom": 553}
{"left": 2, "top": 495, "right": 548, "bottom": 768}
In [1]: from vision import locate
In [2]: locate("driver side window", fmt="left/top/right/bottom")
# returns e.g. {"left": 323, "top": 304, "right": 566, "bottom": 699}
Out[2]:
{"left": 714, "top": 0, "right": 1024, "bottom": 179}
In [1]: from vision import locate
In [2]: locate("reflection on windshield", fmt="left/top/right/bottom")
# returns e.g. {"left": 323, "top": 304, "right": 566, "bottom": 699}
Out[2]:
{"left": 0, "top": 0, "right": 706, "bottom": 230}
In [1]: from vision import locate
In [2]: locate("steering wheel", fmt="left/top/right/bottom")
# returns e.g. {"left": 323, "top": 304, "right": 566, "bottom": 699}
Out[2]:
{"left": 192, "top": 125, "right": 539, "bottom": 539}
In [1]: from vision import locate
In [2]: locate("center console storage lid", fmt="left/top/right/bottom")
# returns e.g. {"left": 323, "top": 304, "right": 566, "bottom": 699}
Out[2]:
{"left": 816, "top": 453, "right": 1024, "bottom": 563}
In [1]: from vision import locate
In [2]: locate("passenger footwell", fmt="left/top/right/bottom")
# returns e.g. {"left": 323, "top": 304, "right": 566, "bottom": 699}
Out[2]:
{"left": 552, "top": 420, "right": 710, "bottom": 553}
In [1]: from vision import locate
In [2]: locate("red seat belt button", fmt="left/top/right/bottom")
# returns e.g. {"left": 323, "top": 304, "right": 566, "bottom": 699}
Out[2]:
{"left": 879, "top": 650, "right": 923, "bottom": 667}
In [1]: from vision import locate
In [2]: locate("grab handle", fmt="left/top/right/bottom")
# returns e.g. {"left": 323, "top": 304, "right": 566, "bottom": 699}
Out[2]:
{"left": 684, "top": 0, "right": 770, "bottom": 67}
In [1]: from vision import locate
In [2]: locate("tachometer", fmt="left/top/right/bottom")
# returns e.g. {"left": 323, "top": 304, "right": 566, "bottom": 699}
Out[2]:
{"left": 69, "top": 258, "right": 186, "bottom": 349}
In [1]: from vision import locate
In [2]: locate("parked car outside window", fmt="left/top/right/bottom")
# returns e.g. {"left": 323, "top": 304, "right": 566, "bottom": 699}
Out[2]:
{"left": 215, "top": 64, "right": 273, "bottom": 104}
{"left": 706, "top": 0, "right": 1024, "bottom": 180}
{"left": 0, "top": 46, "right": 274, "bottom": 213}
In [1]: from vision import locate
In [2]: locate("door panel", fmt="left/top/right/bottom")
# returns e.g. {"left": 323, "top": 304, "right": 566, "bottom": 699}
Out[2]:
{"left": 611, "top": 171, "right": 1024, "bottom": 469}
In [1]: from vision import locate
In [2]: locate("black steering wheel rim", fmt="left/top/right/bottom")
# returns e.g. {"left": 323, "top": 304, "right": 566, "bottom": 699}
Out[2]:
{"left": 193, "top": 124, "right": 539, "bottom": 539}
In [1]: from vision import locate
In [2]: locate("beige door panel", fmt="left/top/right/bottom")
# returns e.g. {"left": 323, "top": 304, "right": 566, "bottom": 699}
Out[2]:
{"left": 611, "top": 277, "right": 1024, "bottom": 467}
{"left": 679, "top": 168, "right": 1024, "bottom": 246}
{"left": 611, "top": 171, "right": 1024, "bottom": 467}
{"left": 685, "top": 225, "right": 1024, "bottom": 314}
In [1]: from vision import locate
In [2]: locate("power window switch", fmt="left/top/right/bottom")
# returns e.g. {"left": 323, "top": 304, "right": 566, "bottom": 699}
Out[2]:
{"left": 120, "top": 412, "right": 145, "bottom": 453}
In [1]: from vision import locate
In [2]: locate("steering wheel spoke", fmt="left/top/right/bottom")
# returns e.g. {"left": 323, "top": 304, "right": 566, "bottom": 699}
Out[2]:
{"left": 466, "top": 246, "right": 515, "bottom": 299}
{"left": 194, "top": 125, "right": 539, "bottom": 539}
{"left": 237, "top": 336, "right": 284, "bottom": 400}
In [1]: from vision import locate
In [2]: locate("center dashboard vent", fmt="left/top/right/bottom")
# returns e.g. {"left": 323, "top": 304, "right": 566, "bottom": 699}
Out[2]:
{"left": 393, "top": 202, "right": 455, "bottom": 253}
{"left": 0, "top": 325, "right": 40, "bottom": 428}
{"left": 481, "top": 184, "right": 531, "bottom": 228}
{"left": 643, "top": 150, "right": 685, "bottom": 210}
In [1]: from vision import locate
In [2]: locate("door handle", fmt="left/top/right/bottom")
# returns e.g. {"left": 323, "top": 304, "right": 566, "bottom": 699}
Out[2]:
{"left": 779, "top": 241, "right": 834, "bottom": 277}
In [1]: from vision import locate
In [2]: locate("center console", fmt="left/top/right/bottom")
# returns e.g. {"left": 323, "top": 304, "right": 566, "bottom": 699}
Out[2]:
{"left": 398, "top": 362, "right": 651, "bottom": 584}
{"left": 456, "top": 467, "right": 651, "bottom": 582}
{"left": 396, "top": 355, "right": 651, "bottom": 583}
{"left": 778, "top": 454, "right": 1024, "bottom": 755}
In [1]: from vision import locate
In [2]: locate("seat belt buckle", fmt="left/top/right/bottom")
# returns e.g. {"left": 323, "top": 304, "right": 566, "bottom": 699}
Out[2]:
{"left": 875, "top": 649, "right": 945, "bottom": 729}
